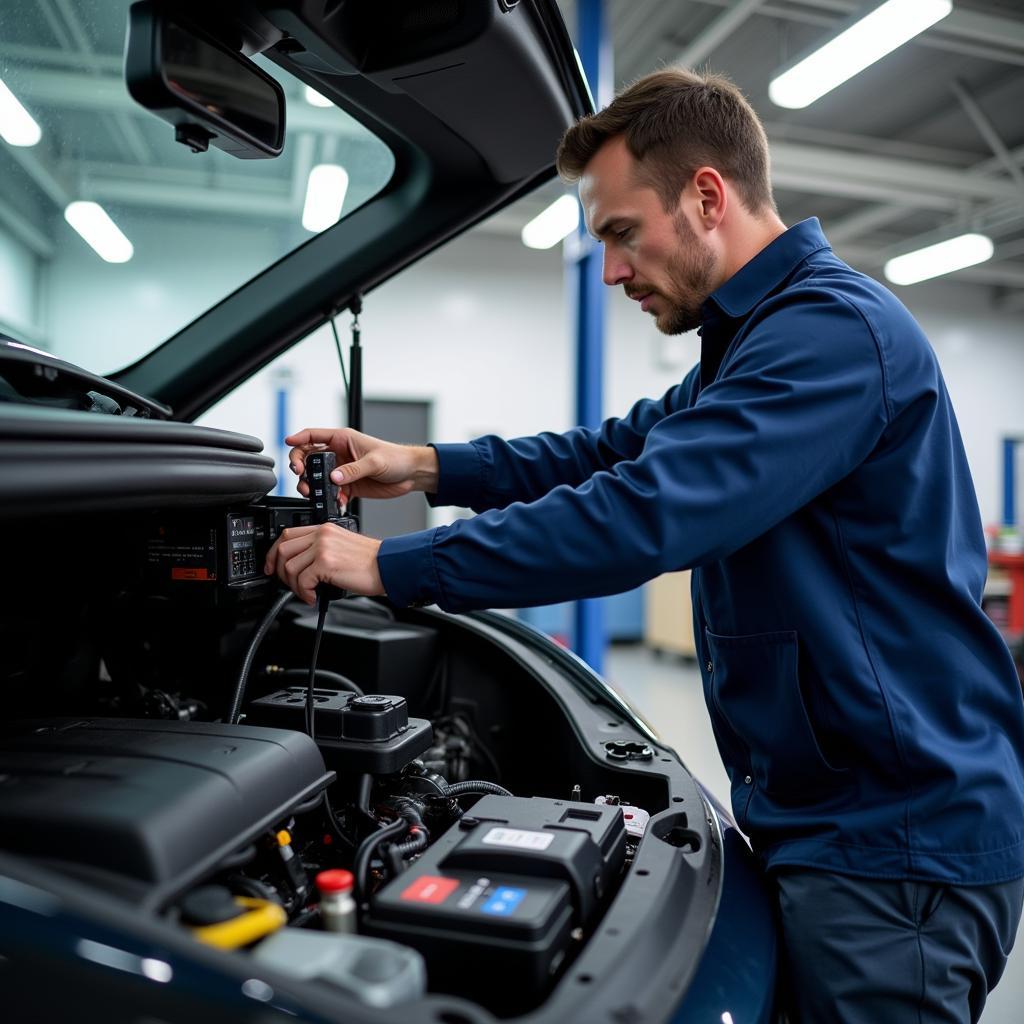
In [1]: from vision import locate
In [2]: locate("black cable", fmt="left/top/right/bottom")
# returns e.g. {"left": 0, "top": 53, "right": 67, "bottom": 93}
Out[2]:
{"left": 229, "top": 589, "right": 294, "bottom": 724}
{"left": 329, "top": 314, "right": 349, "bottom": 397}
{"left": 443, "top": 780, "right": 513, "bottom": 799}
{"left": 280, "top": 667, "right": 363, "bottom": 696}
{"left": 323, "top": 791, "right": 357, "bottom": 850}
{"left": 354, "top": 817, "right": 409, "bottom": 901}
{"left": 305, "top": 594, "right": 331, "bottom": 741}
{"left": 386, "top": 827, "right": 428, "bottom": 877}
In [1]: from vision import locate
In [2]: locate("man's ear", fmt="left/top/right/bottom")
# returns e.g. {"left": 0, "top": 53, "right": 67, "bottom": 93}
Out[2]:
{"left": 692, "top": 167, "right": 727, "bottom": 230}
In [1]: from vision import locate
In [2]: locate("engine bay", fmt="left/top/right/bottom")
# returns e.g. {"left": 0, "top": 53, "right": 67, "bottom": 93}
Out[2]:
{"left": 0, "top": 497, "right": 716, "bottom": 1020}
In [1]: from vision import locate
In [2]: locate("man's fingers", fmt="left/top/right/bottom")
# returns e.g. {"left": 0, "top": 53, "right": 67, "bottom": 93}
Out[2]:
{"left": 331, "top": 453, "right": 378, "bottom": 486}
{"left": 284, "top": 428, "right": 343, "bottom": 447}
{"left": 264, "top": 526, "right": 316, "bottom": 575}
{"left": 282, "top": 547, "right": 317, "bottom": 602}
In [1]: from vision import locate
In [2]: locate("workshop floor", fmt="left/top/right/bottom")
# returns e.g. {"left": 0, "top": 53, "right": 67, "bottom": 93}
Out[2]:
{"left": 604, "top": 643, "right": 1024, "bottom": 1024}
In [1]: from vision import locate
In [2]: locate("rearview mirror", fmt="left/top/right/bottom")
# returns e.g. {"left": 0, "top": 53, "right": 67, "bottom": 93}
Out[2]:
{"left": 125, "top": 2, "right": 286, "bottom": 159}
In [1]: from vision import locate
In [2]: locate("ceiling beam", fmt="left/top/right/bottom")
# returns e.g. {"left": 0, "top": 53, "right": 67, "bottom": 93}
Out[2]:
{"left": 5, "top": 145, "right": 74, "bottom": 208}
{"left": 770, "top": 141, "right": 1021, "bottom": 206}
{"left": 822, "top": 204, "right": 911, "bottom": 245}
{"left": 84, "top": 178, "right": 295, "bottom": 219}
{"left": 0, "top": 196, "right": 53, "bottom": 258}
{"left": 0, "top": 42, "right": 123, "bottom": 73}
{"left": 677, "top": 0, "right": 766, "bottom": 68}
{"left": 949, "top": 79, "right": 1024, "bottom": 195}
{"left": 12, "top": 68, "right": 364, "bottom": 136}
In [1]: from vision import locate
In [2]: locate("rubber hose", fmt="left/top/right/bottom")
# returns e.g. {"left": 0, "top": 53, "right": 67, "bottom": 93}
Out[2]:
{"left": 279, "top": 668, "right": 363, "bottom": 696}
{"left": 228, "top": 589, "right": 293, "bottom": 725}
{"left": 444, "top": 780, "right": 513, "bottom": 799}
{"left": 354, "top": 817, "right": 409, "bottom": 901}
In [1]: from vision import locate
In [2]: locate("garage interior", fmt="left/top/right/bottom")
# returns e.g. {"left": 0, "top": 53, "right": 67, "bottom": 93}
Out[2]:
{"left": 1, "top": 0, "right": 1023, "bottom": 1018}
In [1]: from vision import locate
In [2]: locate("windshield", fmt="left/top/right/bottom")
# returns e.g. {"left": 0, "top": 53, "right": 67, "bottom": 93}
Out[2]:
{"left": 0, "top": 2, "right": 394, "bottom": 376}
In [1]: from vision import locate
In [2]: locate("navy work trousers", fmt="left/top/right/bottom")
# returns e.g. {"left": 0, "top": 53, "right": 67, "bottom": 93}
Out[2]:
{"left": 774, "top": 869, "right": 1024, "bottom": 1023}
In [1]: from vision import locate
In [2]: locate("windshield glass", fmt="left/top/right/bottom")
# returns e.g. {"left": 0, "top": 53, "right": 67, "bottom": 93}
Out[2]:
{"left": 0, "top": 2, "right": 394, "bottom": 376}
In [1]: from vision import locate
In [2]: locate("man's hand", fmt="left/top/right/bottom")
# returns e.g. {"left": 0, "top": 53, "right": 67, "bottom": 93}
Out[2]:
{"left": 264, "top": 523, "right": 385, "bottom": 605}
{"left": 285, "top": 427, "right": 438, "bottom": 510}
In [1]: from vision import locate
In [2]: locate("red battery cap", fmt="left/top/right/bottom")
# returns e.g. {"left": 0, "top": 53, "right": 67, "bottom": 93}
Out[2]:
{"left": 316, "top": 869, "right": 354, "bottom": 893}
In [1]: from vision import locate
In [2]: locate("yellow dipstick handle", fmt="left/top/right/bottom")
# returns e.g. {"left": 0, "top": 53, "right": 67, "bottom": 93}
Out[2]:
{"left": 191, "top": 897, "right": 287, "bottom": 950}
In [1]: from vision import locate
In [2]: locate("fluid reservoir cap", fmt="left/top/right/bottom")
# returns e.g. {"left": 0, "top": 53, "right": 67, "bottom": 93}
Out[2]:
{"left": 316, "top": 869, "right": 355, "bottom": 893}
{"left": 350, "top": 695, "right": 394, "bottom": 711}
{"left": 179, "top": 885, "right": 245, "bottom": 926}
{"left": 275, "top": 829, "right": 292, "bottom": 847}
{"left": 340, "top": 694, "right": 409, "bottom": 741}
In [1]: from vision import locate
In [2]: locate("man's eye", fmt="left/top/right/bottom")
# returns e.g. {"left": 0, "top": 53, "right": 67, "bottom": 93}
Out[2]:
{"left": 616, "top": 227, "right": 633, "bottom": 240}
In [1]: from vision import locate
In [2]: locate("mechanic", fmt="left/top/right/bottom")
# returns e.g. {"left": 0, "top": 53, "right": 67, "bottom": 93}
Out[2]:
{"left": 266, "top": 68, "right": 1024, "bottom": 1022}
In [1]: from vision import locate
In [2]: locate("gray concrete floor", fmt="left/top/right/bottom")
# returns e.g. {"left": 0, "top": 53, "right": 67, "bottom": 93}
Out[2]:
{"left": 604, "top": 643, "right": 1023, "bottom": 1023}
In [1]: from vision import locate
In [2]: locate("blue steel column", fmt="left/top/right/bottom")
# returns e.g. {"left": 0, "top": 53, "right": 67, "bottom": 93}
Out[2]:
{"left": 570, "top": 0, "right": 612, "bottom": 673}
{"left": 1004, "top": 437, "right": 1018, "bottom": 528}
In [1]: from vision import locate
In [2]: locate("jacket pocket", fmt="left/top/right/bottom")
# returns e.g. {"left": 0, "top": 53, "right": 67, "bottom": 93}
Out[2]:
{"left": 706, "top": 628, "right": 844, "bottom": 800}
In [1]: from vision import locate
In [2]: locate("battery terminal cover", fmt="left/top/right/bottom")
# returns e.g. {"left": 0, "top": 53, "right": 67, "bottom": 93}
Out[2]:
{"left": 364, "top": 795, "right": 629, "bottom": 1013}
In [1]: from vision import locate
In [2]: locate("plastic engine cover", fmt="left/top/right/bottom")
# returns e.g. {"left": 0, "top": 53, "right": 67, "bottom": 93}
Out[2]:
{"left": 0, "top": 718, "right": 331, "bottom": 892}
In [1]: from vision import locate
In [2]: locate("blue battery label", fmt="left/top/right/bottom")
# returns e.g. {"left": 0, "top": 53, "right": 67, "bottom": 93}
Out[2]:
{"left": 481, "top": 886, "right": 526, "bottom": 916}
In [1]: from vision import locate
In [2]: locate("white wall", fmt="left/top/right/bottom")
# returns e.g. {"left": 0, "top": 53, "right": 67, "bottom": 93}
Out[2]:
{"left": 0, "top": 229, "right": 39, "bottom": 340}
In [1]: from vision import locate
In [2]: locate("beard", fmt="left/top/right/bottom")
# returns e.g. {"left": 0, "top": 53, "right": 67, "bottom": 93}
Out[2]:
{"left": 644, "top": 213, "right": 718, "bottom": 336}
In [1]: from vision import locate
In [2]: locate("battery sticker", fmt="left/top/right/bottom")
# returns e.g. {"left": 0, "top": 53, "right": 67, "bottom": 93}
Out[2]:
{"left": 481, "top": 827, "right": 554, "bottom": 851}
{"left": 481, "top": 887, "right": 527, "bottom": 916}
{"left": 400, "top": 875, "right": 459, "bottom": 905}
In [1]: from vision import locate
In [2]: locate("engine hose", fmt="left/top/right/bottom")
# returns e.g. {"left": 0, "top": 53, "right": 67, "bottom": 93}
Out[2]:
{"left": 354, "top": 816, "right": 410, "bottom": 901}
{"left": 386, "top": 826, "right": 429, "bottom": 877}
{"left": 443, "top": 780, "right": 513, "bottom": 799}
{"left": 277, "top": 668, "right": 363, "bottom": 696}
{"left": 228, "top": 589, "right": 294, "bottom": 725}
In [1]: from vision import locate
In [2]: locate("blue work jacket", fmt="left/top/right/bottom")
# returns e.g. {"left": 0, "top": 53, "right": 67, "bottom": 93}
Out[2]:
{"left": 379, "top": 218, "right": 1024, "bottom": 885}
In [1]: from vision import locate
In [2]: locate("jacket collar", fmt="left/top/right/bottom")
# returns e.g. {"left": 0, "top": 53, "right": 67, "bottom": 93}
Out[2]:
{"left": 705, "top": 217, "right": 832, "bottom": 320}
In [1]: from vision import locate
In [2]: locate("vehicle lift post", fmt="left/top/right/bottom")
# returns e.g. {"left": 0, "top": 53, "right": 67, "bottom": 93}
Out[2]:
{"left": 569, "top": 0, "right": 612, "bottom": 673}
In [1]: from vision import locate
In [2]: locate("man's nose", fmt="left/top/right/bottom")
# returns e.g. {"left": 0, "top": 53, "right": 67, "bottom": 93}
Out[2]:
{"left": 602, "top": 247, "right": 632, "bottom": 287}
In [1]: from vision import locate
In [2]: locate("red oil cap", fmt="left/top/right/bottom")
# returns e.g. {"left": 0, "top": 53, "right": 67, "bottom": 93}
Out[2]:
{"left": 316, "top": 869, "right": 354, "bottom": 894}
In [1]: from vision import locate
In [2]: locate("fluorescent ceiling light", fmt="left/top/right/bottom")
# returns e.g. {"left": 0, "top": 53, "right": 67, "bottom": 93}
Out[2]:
{"left": 769, "top": 0, "right": 952, "bottom": 109}
{"left": 884, "top": 233, "right": 994, "bottom": 286}
{"left": 302, "top": 163, "right": 349, "bottom": 232}
{"left": 304, "top": 85, "right": 332, "bottom": 108}
{"left": 0, "top": 77, "right": 42, "bottom": 146}
{"left": 521, "top": 195, "right": 580, "bottom": 250}
{"left": 64, "top": 201, "right": 134, "bottom": 263}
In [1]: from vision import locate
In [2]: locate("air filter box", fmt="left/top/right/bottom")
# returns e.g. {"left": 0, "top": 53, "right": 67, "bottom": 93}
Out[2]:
{"left": 363, "top": 795, "right": 627, "bottom": 1011}
{"left": 288, "top": 606, "right": 438, "bottom": 699}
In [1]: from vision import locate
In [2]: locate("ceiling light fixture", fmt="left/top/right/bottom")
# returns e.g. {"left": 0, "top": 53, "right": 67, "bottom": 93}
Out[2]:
{"left": 0, "top": 76, "right": 42, "bottom": 146}
{"left": 302, "top": 163, "right": 349, "bottom": 232}
{"left": 768, "top": 0, "right": 952, "bottom": 109}
{"left": 304, "top": 85, "right": 333, "bottom": 108}
{"left": 64, "top": 202, "right": 134, "bottom": 263}
{"left": 521, "top": 195, "right": 580, "bottom": 250}
{"left": 884, "top": 233, "right": 994, "bottom": 286}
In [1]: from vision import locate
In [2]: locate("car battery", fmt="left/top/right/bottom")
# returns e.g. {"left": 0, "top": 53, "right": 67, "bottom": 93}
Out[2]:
{"left": 364, "top": 796, "right": 627, "bottom": 1011}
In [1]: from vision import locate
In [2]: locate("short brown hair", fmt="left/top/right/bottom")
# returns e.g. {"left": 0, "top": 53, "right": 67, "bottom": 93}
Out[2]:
{"left": 556, "top": 67, "right": 776, "bottom": 215}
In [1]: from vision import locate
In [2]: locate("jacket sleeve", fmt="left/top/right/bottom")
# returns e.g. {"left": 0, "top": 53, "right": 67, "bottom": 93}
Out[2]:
{"left": 426, "top": 373, "right": 696, "bottom": 511}
{"left": 379, "top": 291, "right": 890, "bottom": 611}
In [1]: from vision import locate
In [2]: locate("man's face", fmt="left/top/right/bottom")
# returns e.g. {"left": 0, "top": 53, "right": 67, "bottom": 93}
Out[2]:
{"left": 579, "top": 136, "right": 719, "bottom": 335}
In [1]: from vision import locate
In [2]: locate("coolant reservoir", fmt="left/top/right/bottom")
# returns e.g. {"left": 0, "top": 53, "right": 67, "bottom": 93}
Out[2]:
{"left": 253, "top": 929, "right": 426, "bottom": 1009}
